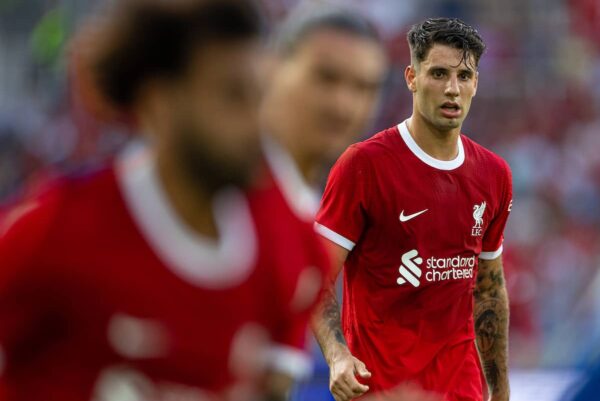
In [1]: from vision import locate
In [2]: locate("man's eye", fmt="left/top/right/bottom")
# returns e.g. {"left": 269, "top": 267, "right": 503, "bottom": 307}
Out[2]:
{"left": 432, "top": 70, "right": 444, "bottom": 78}
{"left": 459, "top": 73, "right": 471, "bottom": 81}
{"left": 316, "top": 69, "right": 340, "bottom": 86}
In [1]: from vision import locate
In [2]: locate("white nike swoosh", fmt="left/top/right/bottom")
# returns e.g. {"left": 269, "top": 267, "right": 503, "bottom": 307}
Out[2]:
{"left": 399, "top": 209, "right": 428, "bottom": 222}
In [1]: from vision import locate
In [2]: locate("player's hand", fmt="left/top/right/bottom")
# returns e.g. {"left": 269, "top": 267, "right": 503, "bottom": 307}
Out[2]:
{"left": 329, "top": 351, "right": 371, "bottom": 401}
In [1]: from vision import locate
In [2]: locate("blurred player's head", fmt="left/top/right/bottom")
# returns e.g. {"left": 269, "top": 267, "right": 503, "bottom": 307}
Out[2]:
{"left": 405, "top": 17, "right": 485, "bottom": 133}
{"left": 263, "top": 5, "right": 387, "bottom": 181}
{"left": 92, "top": 0, "right": 264, "bottom": 192}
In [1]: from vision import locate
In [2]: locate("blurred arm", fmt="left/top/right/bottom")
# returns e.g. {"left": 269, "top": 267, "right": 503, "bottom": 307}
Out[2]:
{"left": 262, "top": 371, "right": 294, "bottom": 401}
{"left": 474, "top": 257, "right": 510, "bottom": 401}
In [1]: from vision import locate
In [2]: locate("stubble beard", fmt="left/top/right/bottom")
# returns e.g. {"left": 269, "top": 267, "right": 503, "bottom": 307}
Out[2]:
{"left": 175, "top": 122, "right": 260, "bottom": 196}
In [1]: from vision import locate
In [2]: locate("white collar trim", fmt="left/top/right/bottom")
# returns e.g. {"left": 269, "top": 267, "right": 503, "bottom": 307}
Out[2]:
{"left": 398, "top": 120, "right": 465, "bottom": 171}
{"left": 116, "top": 144, "right": 257, "bottom": 289}
{"left": 262, "top": 135, "right": 320, "bottom": 220}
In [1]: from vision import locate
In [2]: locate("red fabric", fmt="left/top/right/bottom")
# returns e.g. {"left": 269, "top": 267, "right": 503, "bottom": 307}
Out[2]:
{"left": 0, "top": 165, "right": 330, "bottom": 400}
{"left": 316, "top": 125, "right": 512, "bottom": 400}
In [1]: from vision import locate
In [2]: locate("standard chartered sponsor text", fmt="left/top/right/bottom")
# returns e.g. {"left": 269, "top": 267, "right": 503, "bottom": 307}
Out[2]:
{"left": 425, "top": 255, "right": 475, "bottom": 283}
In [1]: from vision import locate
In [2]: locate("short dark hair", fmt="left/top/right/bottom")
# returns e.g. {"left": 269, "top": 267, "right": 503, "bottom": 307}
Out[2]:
{"left": 91, "top": 0, "right": 263, "bottom": 109}
{"left": 274, "top": 5, "right": 381, "bottom": 56}
{"left": 407, "top": 17, "right": 485, "bottom": 69}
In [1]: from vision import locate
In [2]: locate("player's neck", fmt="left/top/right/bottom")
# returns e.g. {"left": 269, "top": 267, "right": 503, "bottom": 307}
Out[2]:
{"left": 155, "top": 151, "right": 219, "bottom": 240}
{"left": 406, "top": 115, "right": 461, "bottom": 161}
{"left": 267, "top": 130, "right": 320, "bottom": 189}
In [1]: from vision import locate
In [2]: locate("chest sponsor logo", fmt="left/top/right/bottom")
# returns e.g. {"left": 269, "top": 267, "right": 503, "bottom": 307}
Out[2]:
{"left": 471, "top": 201, "right": 486, "bottom": 237}
{"left": 397, "top": 249, "right": 476, "bottom": 287}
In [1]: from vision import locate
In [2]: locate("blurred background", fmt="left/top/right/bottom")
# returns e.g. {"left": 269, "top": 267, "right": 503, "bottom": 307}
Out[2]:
{"left": 0, "top": 0, "right": 599, "bottom": 399}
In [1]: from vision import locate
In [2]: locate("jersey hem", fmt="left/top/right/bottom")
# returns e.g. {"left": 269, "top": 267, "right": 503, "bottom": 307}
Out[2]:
{"left": 314, "top": 223, "right": 355, "bottom": 251}
{"left": 479, "top": 245, "right": 503, "bottom": 260}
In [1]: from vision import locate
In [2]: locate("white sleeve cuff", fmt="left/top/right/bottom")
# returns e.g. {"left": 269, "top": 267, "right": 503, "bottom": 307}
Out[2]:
{"left": 314, "top": 223, "right": 355, "bottom": 251}
{"left": 480, "top": 245, "right": 503, "bottom": 260}
{"left": 266, "top": 344, "right": 313, "bottom": 380}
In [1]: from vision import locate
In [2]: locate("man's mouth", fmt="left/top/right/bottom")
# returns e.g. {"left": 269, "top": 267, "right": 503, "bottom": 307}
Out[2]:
{"left": 440, "top": 102, "right": 461, "bottom": 118}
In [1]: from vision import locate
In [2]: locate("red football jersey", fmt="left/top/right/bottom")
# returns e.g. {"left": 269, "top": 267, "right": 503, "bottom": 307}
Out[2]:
{"left": 315, "top": 121, "right": 512, "bottom": 400}
{"left": 0, "top": 146, "right": 329, "bottom": 401}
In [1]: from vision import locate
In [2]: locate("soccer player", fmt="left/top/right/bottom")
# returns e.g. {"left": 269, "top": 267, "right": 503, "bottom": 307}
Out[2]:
{"left": 0, "top": 1, "right": 330, "bottom": 400}
{"left": 313, "top": 18, "right": 513, "bottom": 401}
{"left": 261, "top": 5, "right": 388, "bottom": 218}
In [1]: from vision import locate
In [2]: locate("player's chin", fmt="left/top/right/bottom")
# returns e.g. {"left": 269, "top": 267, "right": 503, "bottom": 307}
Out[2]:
{"left": 436, "top": 116, "right": 462, "bottom": 130}
{"left": 220, "top": 159, "right": 260, "bottom": 188}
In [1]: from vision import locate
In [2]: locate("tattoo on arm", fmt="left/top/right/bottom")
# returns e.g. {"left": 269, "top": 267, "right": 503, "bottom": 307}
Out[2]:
{"left": 312, "top": 284, "right": 347, "bottom": 362}
{"left": 323, "top": 286, "right": 346, "bottom": 346}
{"left": 474, "top": 259, "right": 509, "bottom": 400}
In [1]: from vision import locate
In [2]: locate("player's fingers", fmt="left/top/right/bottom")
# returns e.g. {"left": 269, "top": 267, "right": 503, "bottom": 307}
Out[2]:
{"left": 330, "top": 378, "right": 355, "bottom": 401}
{"left": 353, "top": 358, "right": 372, "bottom": 379}
{"left": 332, "top": 387, "right": 352, "bottom": 401}
{"left": 330, "top": 389, "right": 344, "bottom": 401}
{"left": 343, "top": 379, "right": 365, "bottom": 400}
{"left": 343, "top": 372, "right": 369, "bottom": 396}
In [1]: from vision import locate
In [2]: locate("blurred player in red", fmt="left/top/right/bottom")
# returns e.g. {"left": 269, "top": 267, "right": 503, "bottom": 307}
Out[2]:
{"left": 261, "top": 5, "right": 388, "bottom": 219}
{"left": 0, "top": 0, "right": 331, "bottom": 400}
{"left": 313, "top": 18, "right": 513, "bottom": 401}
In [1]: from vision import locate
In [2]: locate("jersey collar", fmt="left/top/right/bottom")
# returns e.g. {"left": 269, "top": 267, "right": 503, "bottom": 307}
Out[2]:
{"left": 262, "top": 135, "right": 320, "bottom": 221}
{"left": 398, "top": 120, "right": 465, "bottom": 171}
{"left": 115, "top": 142, "right": 258, "bottom": 289}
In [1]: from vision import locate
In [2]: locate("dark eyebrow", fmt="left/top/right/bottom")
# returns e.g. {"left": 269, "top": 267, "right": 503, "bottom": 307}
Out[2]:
{"left": 429, "top": 65, "right": 475, "bottom": 75}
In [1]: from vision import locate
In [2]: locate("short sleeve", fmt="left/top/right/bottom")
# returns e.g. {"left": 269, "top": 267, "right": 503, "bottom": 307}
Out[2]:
{"left": 480, "top": 160, "right": 513, "bottom": 260}
{"left": 315, "top": 146, "right": 372, "bottom": 251}
{"left": 267, "top": 229, "right": 331, "bottom": 380}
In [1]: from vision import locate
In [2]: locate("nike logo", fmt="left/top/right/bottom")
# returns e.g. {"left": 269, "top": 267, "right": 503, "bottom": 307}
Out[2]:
{"left": 399, "top": 209, "right": 428, "bottom": 222}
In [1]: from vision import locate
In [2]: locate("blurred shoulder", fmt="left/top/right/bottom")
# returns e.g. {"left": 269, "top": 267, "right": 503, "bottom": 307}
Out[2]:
{"left": 0, "top": 166, "right": 116, "bottom": 249}
{"left": 246, "top": 165, "right": 331, "bottom": 273}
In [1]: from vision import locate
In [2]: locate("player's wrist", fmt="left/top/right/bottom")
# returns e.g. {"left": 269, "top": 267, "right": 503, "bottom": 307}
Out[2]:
{"left": 489, "top": 382, "right": 509, "bottom": 401}
{"left": 325, "top": 342, "right": 352, "bottom": 366}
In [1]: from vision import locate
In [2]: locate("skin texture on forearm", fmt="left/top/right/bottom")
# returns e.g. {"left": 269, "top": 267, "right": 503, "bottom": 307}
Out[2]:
{"left": 474, "top": 257, "right": 510, "bottom": 401}
{"left": 312, "top": 284, "right": 348, "bottom": 364}
{"left": 310, "top": 243, "right": 372, "bottom": 401}
{"left": 311, "top": 242, "right": 350, "bottom": 363}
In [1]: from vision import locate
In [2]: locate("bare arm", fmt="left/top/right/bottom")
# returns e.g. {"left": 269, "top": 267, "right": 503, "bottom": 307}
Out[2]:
{"left": 312, "top": 243, "right": 349, "bottom": 362}
{"left": 263, "top": 371, "right": 294, "bottom": 401}
{"left": 474, "top": 257, "right": 510, "bottom": 401}
{"left": 311, "top": 241, "right": 371, "bottom": 401}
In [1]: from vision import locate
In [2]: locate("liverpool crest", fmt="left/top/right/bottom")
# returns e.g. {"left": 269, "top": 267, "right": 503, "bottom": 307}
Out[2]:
{"left": 471, "top": 201, "right": 486, "bottom": 237}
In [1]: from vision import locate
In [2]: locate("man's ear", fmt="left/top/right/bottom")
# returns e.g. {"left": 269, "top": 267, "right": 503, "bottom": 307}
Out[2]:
{"left": 473, "top": 70, "right": 479, "bottom": 97}
{"left": 405, "top": 64, "right": 417, "bottom": 93}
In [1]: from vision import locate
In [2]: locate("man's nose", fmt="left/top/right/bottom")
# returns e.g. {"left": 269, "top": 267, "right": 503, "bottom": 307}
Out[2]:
{"left": 330, "top": 84, "right": 358, "bottom": 117}
{"left": 444, "top": 75, "right": 460, "bottom": 97}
